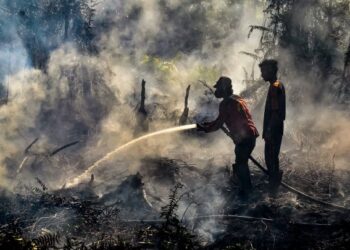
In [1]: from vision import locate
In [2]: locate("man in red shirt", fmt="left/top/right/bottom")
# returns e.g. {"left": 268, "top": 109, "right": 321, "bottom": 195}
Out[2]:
{"left": 259, "top": 59, "right": 286, "bottom": 193}
{"left": 197, "top": 77, "right": 259, "bottom": 198}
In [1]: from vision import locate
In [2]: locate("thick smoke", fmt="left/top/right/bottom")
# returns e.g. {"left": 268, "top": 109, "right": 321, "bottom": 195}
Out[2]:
{"left": 0, "top": 0, "right": 265, "bottom": 185}
{"left": 0, "top": 0, "right": 349, "bottom": 243}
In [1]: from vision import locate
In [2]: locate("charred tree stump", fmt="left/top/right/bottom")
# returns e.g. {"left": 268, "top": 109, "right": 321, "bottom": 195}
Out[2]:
{"left": 179, "top": 85, "right": 191, "bottom": 125}
{"left": 139, "top": 79, "right": 147, "bottom": 115}
{"left": 135, "top": 79, "right": 149, "bottom": 134}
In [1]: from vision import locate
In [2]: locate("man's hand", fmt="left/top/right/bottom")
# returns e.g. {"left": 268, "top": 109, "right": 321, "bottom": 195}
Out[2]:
{"left": 196, "top": 123, "right": 206, "bottom": 132}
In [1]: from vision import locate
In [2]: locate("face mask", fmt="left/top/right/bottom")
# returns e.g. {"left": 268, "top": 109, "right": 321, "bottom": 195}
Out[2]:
{"left": 214, "top": 88, "right": 224, "bottom": 98}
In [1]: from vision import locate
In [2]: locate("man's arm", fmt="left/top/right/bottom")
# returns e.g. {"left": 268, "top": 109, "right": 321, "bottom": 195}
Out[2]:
{"left": 270, "top": 84, "right": 285, "bottom": 123}
{"left": 280, "top": 85, "right": 286, "bottom": 121}
{"left": 264, "top": 84, "right": 284, "bottom": 139}
{"left": 198, "top": 102, "right": 226, "bottom": 133}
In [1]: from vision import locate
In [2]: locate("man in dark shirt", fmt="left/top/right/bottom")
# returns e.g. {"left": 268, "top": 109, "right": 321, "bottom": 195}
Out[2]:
{"left": 259, "top": 60, "right": 286, "bottom": 193}
{"left": 197, "top": 77, "right": 259, "bottom": 198}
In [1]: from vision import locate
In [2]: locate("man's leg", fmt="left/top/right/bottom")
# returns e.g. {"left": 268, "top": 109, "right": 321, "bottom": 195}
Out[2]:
{"left": 265, "top": 133, "right": 283, "bottom": 191}
{"left": 272, "top": 133, "right": 283, "bottom": 187}
{"left": 234, "top": 138, "right": 256, "bottom": 196}
{"left": 264, "top": 140, "right": 274, "bottom": 180}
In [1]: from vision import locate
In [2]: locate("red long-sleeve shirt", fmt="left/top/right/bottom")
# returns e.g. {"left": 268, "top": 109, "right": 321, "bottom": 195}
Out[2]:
{"left": 203, "top": 95, "right": 259, "bottom": 144}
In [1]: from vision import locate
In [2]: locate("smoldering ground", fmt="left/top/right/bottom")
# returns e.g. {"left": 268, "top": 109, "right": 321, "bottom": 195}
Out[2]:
{"left": 0, "top": 0, "right": 350, "bottom": 247}
{"left": 0, "top": 1, "right": 263, "bottom": 187}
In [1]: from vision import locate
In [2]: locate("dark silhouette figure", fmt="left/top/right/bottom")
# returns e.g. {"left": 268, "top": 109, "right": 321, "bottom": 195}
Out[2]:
{"left": 259, "top": 60, "right": 286, "bottom": 193}
{"left": 197, "top": 77, "right": 259, "bottom": 198}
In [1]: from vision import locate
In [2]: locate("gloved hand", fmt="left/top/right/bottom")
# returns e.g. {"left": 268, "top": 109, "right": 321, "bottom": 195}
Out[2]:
{"left": 196, "top": 123, "right": 206, "bottom": 132}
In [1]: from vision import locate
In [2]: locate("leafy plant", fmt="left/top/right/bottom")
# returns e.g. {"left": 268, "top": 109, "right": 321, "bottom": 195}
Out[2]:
{"left": 156, "top": 183, "right": 200, "bottom": 250}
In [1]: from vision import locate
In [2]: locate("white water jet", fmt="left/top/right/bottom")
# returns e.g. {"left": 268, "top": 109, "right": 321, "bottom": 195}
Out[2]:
{"left": 17, "top": 156, "right": 29, "bottom": 174}
{"left": 66, "top": 124, "right": 196, "bottom": 187}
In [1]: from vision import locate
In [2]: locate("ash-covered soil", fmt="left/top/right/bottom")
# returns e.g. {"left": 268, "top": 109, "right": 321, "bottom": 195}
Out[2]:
{"left": 1, "top": 151, "right": 350, "bottom": 250}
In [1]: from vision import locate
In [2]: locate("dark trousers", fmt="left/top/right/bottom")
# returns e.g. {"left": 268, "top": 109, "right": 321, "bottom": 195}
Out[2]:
{"left": 234, "top": 137, "right": 256, "bottom": 195}
{"left": 265, "top": 132, "right": 283, "bottom": 188}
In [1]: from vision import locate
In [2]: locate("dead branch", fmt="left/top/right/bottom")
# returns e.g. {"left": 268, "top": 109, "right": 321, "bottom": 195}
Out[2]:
{"left": 24, "top": 138, "right": 39, "bottom": 154}
{"left": 239, "top": 51, "right": 261, "bottom": 61}
{"left": 50, "top": 141, "right": 79, "bottom": 156}
{"left": 198, "top": 80, "right": 214, "bottom": 94}
{"left": 35, "top": 177, "right": 48, "bottom": 191}
{"left": 179, "top": 85, "right": 191, "bottom": 125}
{"left": 248, "top": 25, "right": 272, "bottom": 38}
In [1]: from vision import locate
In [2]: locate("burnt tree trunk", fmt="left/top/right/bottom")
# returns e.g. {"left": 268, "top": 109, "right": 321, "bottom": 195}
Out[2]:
{"left": 139, "top": 79, "right": 147, "bottom": 115}
{"left": 339, "top": 40, "right": 350, "bottom": 103}
{"left": 179, "top": 85, "right": 191, "bottom": 125}
{"left": 135, "top": 79, "right": 149, "bottom": 134}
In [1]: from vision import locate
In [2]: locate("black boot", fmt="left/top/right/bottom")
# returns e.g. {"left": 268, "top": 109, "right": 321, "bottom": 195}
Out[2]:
{"left": 233, "top": 164, "right": 252, "bottom": 200}
{"left": 269, "top": 170, "right": 283, "bottom": 196}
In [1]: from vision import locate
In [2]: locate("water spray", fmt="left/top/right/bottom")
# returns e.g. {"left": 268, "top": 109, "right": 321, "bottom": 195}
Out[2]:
{"left": 66, "top": 124, "right": 197, "bottom": 187}
{"left": 17, "top": 156, "right": 29, "bottom": 174}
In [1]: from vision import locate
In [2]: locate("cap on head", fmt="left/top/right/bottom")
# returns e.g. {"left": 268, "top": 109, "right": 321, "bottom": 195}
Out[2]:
{"left": 213, "top": 76, "right": 233, "bottom": 98}
{"left": 214, "top": 76, "right": 232, "bottom": 89}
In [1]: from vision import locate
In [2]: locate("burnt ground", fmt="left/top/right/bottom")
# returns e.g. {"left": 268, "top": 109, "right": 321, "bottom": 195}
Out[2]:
{"left": 1, "top": 151, "right": 350, "bottom": 250}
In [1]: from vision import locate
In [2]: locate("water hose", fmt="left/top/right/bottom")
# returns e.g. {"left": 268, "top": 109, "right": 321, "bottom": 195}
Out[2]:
{"left": 219, "top": 126, "right": 350, "bottom": 212}
{"left": 247, "top": 156, "right": 349, "bottom": 210}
